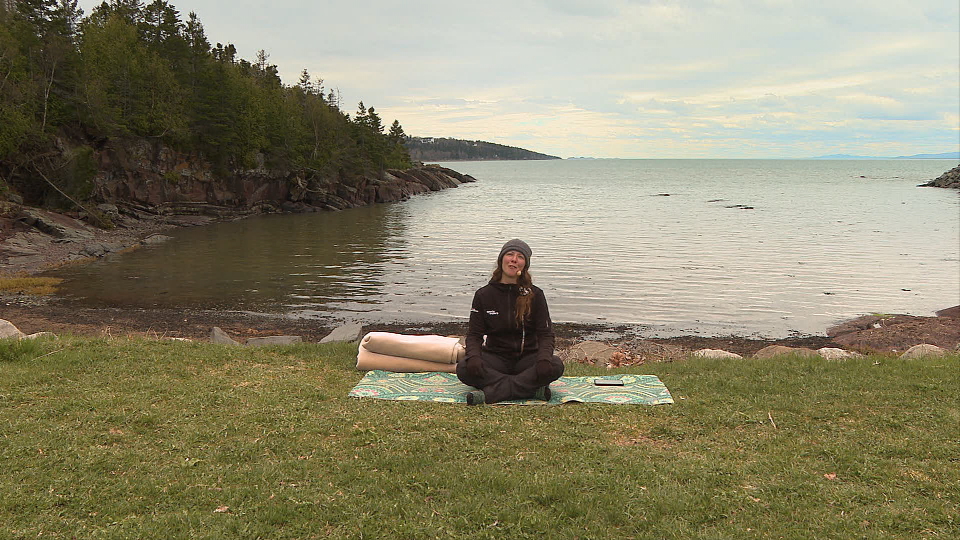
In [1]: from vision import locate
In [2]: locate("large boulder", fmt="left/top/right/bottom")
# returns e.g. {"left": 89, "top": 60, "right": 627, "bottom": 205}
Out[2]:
{"left": 0, "top": 319, "right": 25, "bottom": 339}
{"left": 899, "top": 344, "right": 946, "bottom": 359}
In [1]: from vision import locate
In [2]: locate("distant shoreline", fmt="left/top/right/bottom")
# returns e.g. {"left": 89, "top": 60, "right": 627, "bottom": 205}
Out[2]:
{"left": 811, "top": 152, "right": 959, "bottom": 160}
{"left": 435, "top": 156, "right": 960, "bottom": 161}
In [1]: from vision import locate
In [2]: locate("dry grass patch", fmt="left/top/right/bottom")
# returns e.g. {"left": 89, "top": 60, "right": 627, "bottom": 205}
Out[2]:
{"left": 0, "top": 276, "right": 63, "bottom": 295}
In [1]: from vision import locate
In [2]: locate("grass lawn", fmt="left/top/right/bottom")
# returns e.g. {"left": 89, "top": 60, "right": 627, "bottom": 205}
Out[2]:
{"left": 0, "top": 335, "right": 957, "bottom": 539}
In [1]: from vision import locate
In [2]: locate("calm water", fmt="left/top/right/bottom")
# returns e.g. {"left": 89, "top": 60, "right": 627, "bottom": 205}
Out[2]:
{"left": 50, "top": 159, "right": 959, "bottom": 337}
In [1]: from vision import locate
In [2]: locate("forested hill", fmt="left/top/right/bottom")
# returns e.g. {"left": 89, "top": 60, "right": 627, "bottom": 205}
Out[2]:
{"left": 405, "top": 137, "right": 561, "bottom": 162}
{"left": 0, "top": 0, "right": 427, "bottom": 214}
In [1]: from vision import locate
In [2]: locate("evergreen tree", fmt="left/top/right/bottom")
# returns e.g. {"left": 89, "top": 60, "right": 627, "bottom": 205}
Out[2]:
{"left": 388, "top": 119, "right": 405, "bottom": 142}
{"left": 183, "top": 10, "right": 208, "bottom": 55}
{"left": 212, "top": 42, "right": 236, "bottom": 63}
{"left": 106, "top": 0, "right": 143, "bottom": 25}
{"left": 326, "top": 87, "right": 338, "bottom": 110}
{"left": 50, "top": 0, "right": 84, "bottom": 39}
{"left": 366, "top": 106, "right": 382, "bottom": 134}
{"left": 385, "top": 120, "right": 410, "bottom": 168}
{"left": 297, "top": 68, "right": 312, "bottom": 94}
{"left": 140, "top": 0, "right": 188, "bottom": 63}
{"left": 353, "top": 100, "right": 367, "bottom": 127}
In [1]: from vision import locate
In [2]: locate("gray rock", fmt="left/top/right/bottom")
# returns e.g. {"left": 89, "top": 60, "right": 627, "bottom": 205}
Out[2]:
{"left": 3, "top": 245, "right": 40, "bottom": 256}
{"left": 246, "top": 336, "right": 302, "bottom": 346}
{"left": 320, "top": 322, "right": 364, "bottom": 344}
{"left": 81, "top": 242, "right": 125, "bottom": 258}
{"left": 210, "top": 327, "right": 241, "bottom": 346}
{"left": 817, "top": 347, "right": 863, "bottom": 361}
{"left": 81, "top": 243, "right": 108, "bottom": 257}
{"left": 18, "top": 209, "right": 95, "bottom": 241}
{"left": 96, "top": 203, "right": 120, "bottom": 220}
{"left": 60, "top": 227, "right": 95, "bottom": 241}
{"left": 899, "top": 344, "right": 946, "bottom": 359}
{"left": 141, "top": 234, "right": 173, "bottom": 245}
{"left": 8, "top": 231, "right": 49, "bottom": 248}
{"left": 0, "top": 319, "right": 25, "bottom": 339}
{"left": 692, "top": 348, "right": 742, "bottom": 359}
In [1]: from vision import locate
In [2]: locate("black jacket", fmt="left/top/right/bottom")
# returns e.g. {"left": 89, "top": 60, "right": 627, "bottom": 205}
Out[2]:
{"left": 465, "top": 280, "right": 555, "bottom": 365}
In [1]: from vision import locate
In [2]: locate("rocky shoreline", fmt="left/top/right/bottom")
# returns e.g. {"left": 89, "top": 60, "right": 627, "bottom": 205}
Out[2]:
{"left": 2, "top": 298, "right": 957, "bottom": 362}
{"left": 920, "top": 164, "right": 960, "bottom": 188}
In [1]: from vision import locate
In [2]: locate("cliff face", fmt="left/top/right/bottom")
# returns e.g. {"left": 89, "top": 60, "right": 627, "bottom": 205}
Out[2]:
{"left": 91, "top": 138, "right": 475, "bottom": 216}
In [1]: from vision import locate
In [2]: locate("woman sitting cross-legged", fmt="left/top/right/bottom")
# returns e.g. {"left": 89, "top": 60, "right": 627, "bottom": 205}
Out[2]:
{"left": 457, "top": 239, "right": 565, "bottom": 405}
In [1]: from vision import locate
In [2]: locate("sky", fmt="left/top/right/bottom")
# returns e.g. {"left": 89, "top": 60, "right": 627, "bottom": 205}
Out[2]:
{"left": 77, "top": 0, "right": 960, "bottom": 159}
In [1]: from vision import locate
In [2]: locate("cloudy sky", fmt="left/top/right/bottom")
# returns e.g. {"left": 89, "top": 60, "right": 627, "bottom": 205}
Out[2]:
{"left": 79, "top": 0, "right": 959, "bottom": 159}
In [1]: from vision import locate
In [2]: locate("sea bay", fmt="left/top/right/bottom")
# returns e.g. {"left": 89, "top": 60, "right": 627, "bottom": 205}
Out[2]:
{"left": 49, "top": 159, "right": 959, "bottom": 338}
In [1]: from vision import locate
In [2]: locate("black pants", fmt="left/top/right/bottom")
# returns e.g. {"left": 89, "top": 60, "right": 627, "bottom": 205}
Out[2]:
{"left": 456, "top": 350, "right": 565, "bottom": 404}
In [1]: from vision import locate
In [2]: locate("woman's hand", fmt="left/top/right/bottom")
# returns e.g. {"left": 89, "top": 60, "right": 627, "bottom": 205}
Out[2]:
{"left": 465, "top": 357, "right": 484, "bottom": 379}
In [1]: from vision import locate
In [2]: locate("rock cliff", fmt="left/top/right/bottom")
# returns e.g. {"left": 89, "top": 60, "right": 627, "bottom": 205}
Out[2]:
{"left": 91, "top": 138, "right": 475, "bottom": 217}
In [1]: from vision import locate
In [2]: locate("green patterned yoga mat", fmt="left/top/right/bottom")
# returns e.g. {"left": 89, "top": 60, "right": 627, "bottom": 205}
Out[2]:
{"left": 348, "top": 371, "right": 674, "bottom": 405}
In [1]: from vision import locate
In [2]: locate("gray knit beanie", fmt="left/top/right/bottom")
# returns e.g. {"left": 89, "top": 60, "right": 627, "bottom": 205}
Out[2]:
{"left": 498, "top": 239, "right": 532, "bottom": 264}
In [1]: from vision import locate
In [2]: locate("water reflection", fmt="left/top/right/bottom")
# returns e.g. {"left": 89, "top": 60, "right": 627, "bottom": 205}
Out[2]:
{"left": 50, "top": 205, "right": 407, "bottom": 312}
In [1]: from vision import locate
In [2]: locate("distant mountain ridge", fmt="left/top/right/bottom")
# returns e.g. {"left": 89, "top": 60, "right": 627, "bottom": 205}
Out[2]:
{"left": 813, "top": 152, "right": 960, "bottom": 160}
{"left": 405, "top": 137, "right": 561, "bottom": 162}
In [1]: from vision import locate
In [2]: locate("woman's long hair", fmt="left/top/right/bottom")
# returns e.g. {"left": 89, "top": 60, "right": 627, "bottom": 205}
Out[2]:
{"left": 492, "top": 264, "right": 534, "bottom": 326}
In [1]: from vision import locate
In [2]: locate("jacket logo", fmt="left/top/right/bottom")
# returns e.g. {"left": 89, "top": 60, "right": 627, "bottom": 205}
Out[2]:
{"left": 486, "top": 310, "right": 499, "bottom": 315}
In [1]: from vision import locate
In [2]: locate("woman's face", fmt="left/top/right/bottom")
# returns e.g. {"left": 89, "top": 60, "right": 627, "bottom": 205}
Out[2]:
{"left": 500, "top": 250, "right": 527, "bottom": 282}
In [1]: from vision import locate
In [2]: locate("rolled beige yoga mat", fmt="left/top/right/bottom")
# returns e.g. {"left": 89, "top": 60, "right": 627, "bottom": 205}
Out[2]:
{"left": 359, "top": 332, "right": 465, "bottom": 364}
{"left": 356, "top": 345, "right": 457, "bottom": 373}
